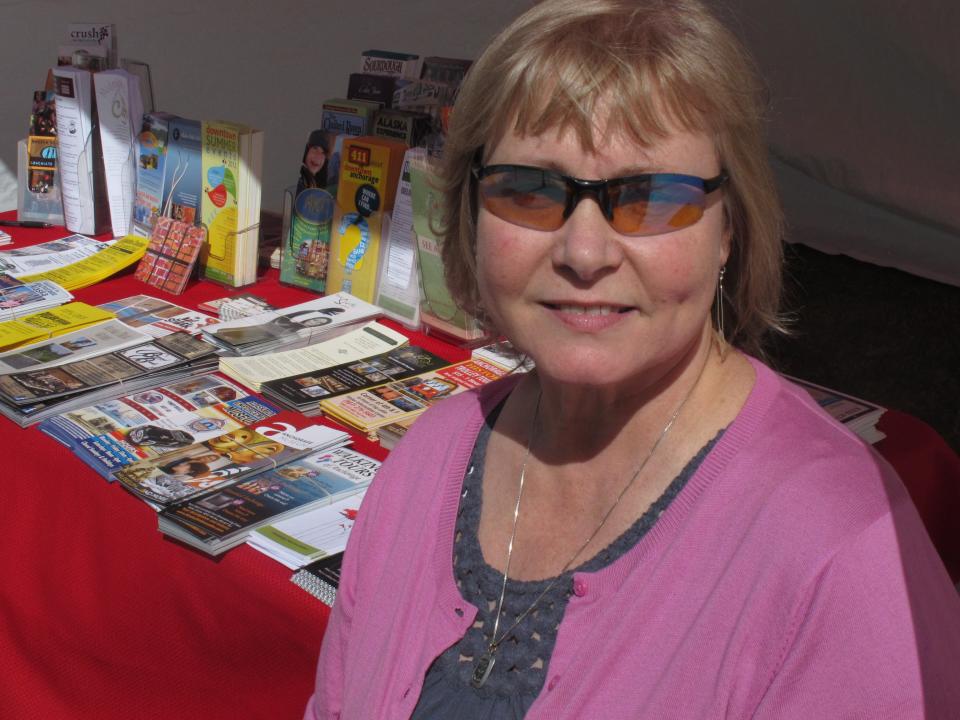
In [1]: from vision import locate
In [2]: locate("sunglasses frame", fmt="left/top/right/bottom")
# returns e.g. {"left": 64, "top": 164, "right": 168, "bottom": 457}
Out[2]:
{"left": 472, "top": 161, "right": 728, "bottom": 236}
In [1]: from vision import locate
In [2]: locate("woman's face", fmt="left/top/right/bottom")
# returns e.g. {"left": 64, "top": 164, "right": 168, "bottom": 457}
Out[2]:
{"left": 305, "top": 145, "right": 327, "bottom": 175}
{"left": 475, "top": 120, "right": 729, "bottom": 391}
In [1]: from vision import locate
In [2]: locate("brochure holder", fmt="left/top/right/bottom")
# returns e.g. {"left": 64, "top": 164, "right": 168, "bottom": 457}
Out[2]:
{"left": 200, "top": 222, "right": 261, "bottom": 289}
{"left": 278, "top": 185, "right": 334, "bottom": 295}
{"left": 16, "top": 138, "right": 65, "bottom": 226}
{"left": 407, "top": 158, "right": 487, "bottom": 345}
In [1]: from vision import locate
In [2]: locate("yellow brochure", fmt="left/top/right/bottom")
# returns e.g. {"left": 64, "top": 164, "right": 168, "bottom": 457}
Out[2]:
{"left": 18, "top": 235, "right": 150, "bottom": 291}
{"left": 0, "top": 302, "right": 116, "bottom": 351}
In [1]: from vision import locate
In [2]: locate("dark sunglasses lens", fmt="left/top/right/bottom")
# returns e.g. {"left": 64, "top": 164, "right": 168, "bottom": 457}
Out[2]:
{"left": 477, "top": 167, "right": 566, "bottom": 230}
{"left": 610, "top": 176, "right": 706, "bottom": 236}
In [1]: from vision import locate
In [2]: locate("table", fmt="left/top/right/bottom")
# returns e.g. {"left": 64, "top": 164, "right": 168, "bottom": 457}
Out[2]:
{"left": 0, "top": 217, "right": 956, "bottom": 717}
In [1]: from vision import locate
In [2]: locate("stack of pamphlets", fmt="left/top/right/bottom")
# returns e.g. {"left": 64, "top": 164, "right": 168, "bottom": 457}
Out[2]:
{"left": 247, "top": 476, "right": 372, "bottom": 567}
{"left": 112, "top": 411, "right": 350, "bottom": 511}
{"left": 0, "top": 234, "right": 106, "bottom": 278}
{"left": 787, "top": 376, "right": 887, "bottom": 444}
{"left": 201, "top": 292, "right": 381, "bottom": 357}
{"left": 16, "top": 235, "right": 150, "bottom": 291}
{"left": 0, "top": 276, "right": 73, "bottom": 320}
{"left": 159, "top": 446, "right": 378, "bottom": 556}
{"left": 0, "top": 320, "right": 151, "bottom": 375}
{"left": 98, "top": 295, "right": 219, "bottom": 337}
{"left": 197, "top": 293, "right": 274, "bottom": 320}
{"left": 0, "top": 230, "right": 11, "bottom": 246}
{"left": 261, "top": 344, "right": 450, "bottom": 415}
{"left": 320, "top": 355, "right": 513, "bottom": 437}
{"left": 0, "top": 301, "right": 114, "bottom": 352}
{"left": 218, "top": 321, "right": 408, "bottom": 392}
{"left": 0, "top": 331, "right": 218, "bottom": 426}
{"left": 39, "top": 375, "right": 278, "bottom": 480}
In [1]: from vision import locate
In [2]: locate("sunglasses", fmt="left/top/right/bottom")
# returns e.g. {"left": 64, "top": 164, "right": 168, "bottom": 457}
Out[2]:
{"left": 473, "top": 163, "right": 728, "bottom": 237}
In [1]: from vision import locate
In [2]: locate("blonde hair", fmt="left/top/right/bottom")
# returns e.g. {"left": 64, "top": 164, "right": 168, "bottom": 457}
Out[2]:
{"left": 439, "top": 0, "right": 785, "bottom": 355}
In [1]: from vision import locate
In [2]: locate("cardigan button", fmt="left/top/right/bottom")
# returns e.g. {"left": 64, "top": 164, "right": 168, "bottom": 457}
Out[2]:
{"left": 572, "top": 579, "right": 588, "bottom": 597}
{"left": 548, "top": 675, "right": 560, "bottom": 691}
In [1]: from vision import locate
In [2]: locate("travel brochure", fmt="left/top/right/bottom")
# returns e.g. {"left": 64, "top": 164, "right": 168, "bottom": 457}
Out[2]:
{"left": 159, "top": 446, "right": 378, "bottom": 556}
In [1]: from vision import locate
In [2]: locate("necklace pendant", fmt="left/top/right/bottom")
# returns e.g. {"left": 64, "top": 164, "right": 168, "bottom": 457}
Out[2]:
{"left": 471, "top": 652, "right": 496, "bottom": 688}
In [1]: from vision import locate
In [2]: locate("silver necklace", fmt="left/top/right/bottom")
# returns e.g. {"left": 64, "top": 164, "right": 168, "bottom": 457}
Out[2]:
{"left": 472, "top": 354, "right": 710, "bottom": 689}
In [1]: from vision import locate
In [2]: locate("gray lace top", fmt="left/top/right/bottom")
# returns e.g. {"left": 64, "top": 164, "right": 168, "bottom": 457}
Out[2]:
{"left": 411, "top": 403, "right": 722, "bottom": 719}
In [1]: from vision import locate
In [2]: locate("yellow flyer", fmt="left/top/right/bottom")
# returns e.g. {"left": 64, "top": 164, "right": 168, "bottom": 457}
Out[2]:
{"left": 18, "top": 235, "right": 149, "bottom": 290}
{"left": 0, "top": 302, "right": 115, "bottom": 351}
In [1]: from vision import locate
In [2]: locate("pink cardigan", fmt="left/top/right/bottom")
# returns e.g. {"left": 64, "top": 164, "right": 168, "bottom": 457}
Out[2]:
{"left": 306, "top": 358, "right": 960, "bottom": 719}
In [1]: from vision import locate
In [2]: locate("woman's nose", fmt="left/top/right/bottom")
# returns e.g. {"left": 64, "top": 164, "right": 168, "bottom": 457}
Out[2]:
{"left": 550, "top": 196, "right": 625, "bottom": 282}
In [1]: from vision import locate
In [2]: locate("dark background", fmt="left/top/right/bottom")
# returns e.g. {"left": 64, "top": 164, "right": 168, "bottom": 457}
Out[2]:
{"left": 768, "top": 243, "right": 960, "bottom": 453}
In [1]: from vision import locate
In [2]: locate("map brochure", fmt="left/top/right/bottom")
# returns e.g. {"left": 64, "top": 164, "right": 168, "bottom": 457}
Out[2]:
{"left": 98, "top": 294, "right": 218, "bottom": 337}
{"left": 0, "top": 319, "right": 150, "bottom": 374}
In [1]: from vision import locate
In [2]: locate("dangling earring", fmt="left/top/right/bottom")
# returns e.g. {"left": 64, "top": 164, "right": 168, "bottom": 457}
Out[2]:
{"left": 715, "top": 266, "right": 727, "bottom": 356}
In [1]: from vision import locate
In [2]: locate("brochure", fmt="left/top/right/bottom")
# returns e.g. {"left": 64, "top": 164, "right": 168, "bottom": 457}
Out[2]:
{"left": 17, "top": 234, "right": 150, "bottom": 290}
{"left": 218, "top": 320, "right": 408, "bottom": 392}
{"left": 159, "top": 446, "right": 378, "bottom": 556}
{"left": 98, "top": 294, "right": 218, "bottom": 337}
{"left": 0, "top": 280, "right": 74, "bottom": 321}
{"left": 201, "top": 292, "right": 381, "bottom": 356}
{"left": 0, "top": 234, "right": 105, "bottom": 277}
{"left": 40, "top": 390, "right": 279, "bottom": 480}
{"left": 0, "top": 301, "right": 114, "bottom": 351}
{"left": 113, "top": 411, "right": 351, "bottom": 510}
{"left": 0, "top": 319, "right": 150, "bottom": 374}
{"left": 262, "top": 344, "right": 450, "bottom": 415}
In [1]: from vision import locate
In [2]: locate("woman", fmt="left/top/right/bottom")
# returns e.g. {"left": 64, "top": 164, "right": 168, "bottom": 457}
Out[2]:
{"left": 298, "top": 130, "right": 331, "bottom": 197}
{"left": 307, "top": 1, "right": 960, "bottom": 717}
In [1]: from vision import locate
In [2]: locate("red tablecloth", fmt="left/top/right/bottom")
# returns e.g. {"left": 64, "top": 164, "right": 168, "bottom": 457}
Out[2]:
{"left": 0, "top": 218, "right": 956, "bottom": 718}
{"left": 0, "top": 219, "right": 468, "bottom": 718}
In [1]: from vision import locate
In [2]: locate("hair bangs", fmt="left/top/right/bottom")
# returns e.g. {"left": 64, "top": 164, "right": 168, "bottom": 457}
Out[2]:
{"left": 503, "top": 29, "right": 715, "bottom": 155}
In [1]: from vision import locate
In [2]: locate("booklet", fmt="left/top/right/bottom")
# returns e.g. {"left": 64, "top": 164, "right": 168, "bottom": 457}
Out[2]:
{"left": 159, "top": 446, "right": 378, "bottom": 556}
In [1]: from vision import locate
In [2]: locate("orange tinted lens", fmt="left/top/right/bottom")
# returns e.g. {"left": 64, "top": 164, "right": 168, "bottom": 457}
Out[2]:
{"left": 478, "top": 168, "right": 566, "bottom": 230}
{"left": 610, "top": 176, "right": 705, "bottom": 236}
